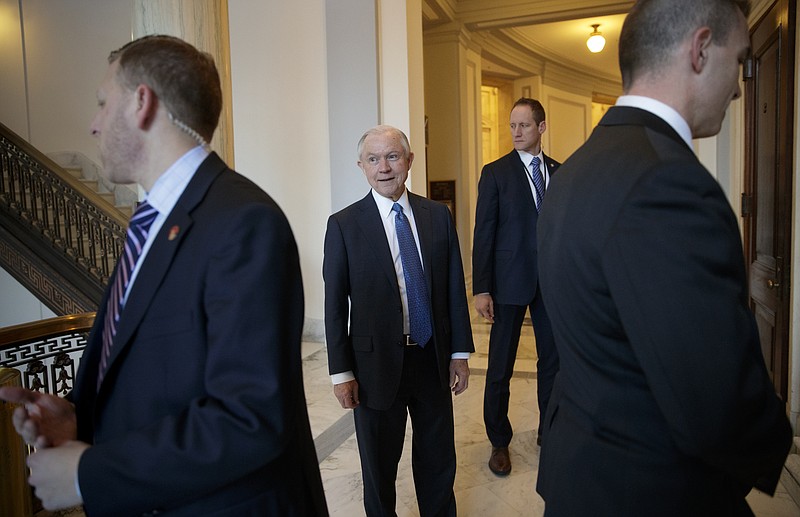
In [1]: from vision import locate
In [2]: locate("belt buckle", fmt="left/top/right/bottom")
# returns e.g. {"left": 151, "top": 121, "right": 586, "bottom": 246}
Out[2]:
{"left": 404, "top": 335, "right": 417, "bottom": 346}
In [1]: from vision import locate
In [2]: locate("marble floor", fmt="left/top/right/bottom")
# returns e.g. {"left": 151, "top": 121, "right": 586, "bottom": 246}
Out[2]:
{"left": 301, "top": 310, "right": 800, "bottom": 517}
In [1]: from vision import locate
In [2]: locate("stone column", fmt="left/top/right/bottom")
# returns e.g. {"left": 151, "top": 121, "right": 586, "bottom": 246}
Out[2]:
{"left": 133, "top": 0, "right": 235, "bottom": 167}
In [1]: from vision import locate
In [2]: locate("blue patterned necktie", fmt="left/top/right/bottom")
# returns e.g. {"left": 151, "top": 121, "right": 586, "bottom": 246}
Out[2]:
{"left": 392, "top": 203, "right": 432, "bottom": 347}
{"left": 530, "top": 156, "right": 545, "bottom": 213}
{"left": 97, "top": 201, "right": 159, "bottom": 389}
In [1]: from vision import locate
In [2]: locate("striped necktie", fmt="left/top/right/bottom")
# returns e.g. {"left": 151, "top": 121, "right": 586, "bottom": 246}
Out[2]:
{"left": 97, "top": 201, "right": 158, "bottom": 389}
{"left": 530, "top": 156, "right": 545, "bottom": 213}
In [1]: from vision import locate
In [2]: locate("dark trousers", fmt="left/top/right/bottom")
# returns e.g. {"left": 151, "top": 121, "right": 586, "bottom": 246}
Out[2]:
{"left": 484, "top": 288, "right": 558, "bottom": 447}
{"left": 353, "top": 344, "right": 457, "bottom": 517}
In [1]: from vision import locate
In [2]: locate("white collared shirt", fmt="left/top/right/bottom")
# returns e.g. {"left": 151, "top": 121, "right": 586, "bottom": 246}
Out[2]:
{"left": 123, "top": 146, "right": 210, "bottom": 305}
{"left": 615, "top": 95, "right": 693, "bottom": 149}
{"left": 330, "top": 187, "right": 468, "bottom": 386}
{"left": 517, "top": 149, "right": 549, "bottom": 209}
{"left": 371, "top": 189, "right": 423, "bottom": 337}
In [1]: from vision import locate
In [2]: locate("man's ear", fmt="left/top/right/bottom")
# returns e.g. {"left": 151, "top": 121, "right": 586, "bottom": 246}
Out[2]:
{"left": 691, "top": 26, "right": 713, "bottom": 73}
{"left": 134, "top": 84, "right": 158, "bottom": 129}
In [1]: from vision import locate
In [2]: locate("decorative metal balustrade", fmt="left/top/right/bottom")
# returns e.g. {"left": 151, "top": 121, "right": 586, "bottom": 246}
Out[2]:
{"left": 0, "top": 312, "right": 94, "bottom": 396}
{"left": 0, "top": 122, "right": 128, "bottom": 313}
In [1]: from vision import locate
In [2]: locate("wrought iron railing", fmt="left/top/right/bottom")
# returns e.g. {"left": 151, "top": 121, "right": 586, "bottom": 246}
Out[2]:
{"left": 0, "top": 312, "right": 94, "bottom": 396}
{"left": 0, "top": 122, "right": 127, "bottom": 311}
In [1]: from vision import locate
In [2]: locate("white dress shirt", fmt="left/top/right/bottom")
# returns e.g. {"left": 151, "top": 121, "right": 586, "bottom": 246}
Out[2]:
{"left": 123, "top": 146, "right": 210, "bottom": 304}
{"left": 517, "top": 149, "right": 550, "bottom": 210}
{"left": 330, "top": 188, "right": 469, "bottom": 386}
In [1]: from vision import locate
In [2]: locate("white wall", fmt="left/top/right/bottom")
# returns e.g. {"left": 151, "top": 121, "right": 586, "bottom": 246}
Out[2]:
{"left": 326, "top": 0, "right": 380, "bottom": 213}
{"left": 227, "top": 1, "right": 331, "bottom": 334}
{"left": 9, "top": 0, "right": 132, "bottom": 163}
{"left": 0, "top": 269, "right": 55, "bottom": 327}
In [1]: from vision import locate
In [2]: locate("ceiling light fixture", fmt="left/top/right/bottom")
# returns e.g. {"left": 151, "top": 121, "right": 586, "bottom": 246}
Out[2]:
{"left": 586, "top": 24, "right": 606, "bottom": 53}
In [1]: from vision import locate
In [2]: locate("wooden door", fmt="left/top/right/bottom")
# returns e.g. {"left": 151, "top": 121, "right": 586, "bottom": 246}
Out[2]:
{"left": 743, "top": 0, "right": 795, "bottom": 400}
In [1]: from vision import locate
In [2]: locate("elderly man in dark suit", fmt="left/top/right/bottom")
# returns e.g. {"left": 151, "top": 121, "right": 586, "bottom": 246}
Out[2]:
{"left": 536, "top": 0, "right": 791, "bottom": 515}
{"left": 472, "top": 97, "right": 560, "bottom": 475}
{"left": 324, "top": 125, "right": 474, "bottom": 516}
{"left": 0, "top": 35, "right": 327, "bottom": 516}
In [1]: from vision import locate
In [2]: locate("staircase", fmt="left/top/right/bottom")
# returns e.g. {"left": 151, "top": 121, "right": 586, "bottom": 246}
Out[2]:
{"left": 49, "top": 151, "right": 137, "bottom": 218}
{"left": 1, "top": 122, "right": 131, "bottom": 314}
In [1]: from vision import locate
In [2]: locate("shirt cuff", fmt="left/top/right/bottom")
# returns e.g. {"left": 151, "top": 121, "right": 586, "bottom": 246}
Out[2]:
{"left": 331, "top": 371, "right": 355, "bottom": 385}
{"left": 451, "top": 352, "right": 470, "bottom": 360}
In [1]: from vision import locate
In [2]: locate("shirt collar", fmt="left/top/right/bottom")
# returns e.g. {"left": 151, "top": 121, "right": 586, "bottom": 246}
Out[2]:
{"left": 145, "top": 146, "right": 210, "bottom": 215}
{"left": 516, "top": 149, "right": 543, "bottom": 166}
{"left": 616, "top": 95, "right": 693, "bottom": 148}
{"left": 371, "top": 188, "right": 410, "bottom": 218}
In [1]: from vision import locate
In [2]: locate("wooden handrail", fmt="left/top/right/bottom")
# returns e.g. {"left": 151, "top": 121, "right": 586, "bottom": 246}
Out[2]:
{"left": 0, "top": 312, "right": 96, "bottom": 347}
{"left": 0, "top": 367, "right": 33, "bottom": 517}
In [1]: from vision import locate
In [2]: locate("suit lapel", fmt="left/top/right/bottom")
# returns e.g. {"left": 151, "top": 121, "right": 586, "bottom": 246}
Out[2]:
{"left": 102, "top": 153, "right": 226, "bottom": 386}
{"left": 354, "top": 193, "right": 400, "bottom": 291}
{"left": 408, "top": 193, "right": 433, "bottom": 291}
{"left": 508, "top": 151, "right": 537, "bottom": 213}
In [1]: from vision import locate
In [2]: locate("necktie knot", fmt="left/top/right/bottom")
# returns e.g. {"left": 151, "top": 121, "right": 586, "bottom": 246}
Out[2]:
{"left": 131, "top": 201, "right": 159, "bottom": 230}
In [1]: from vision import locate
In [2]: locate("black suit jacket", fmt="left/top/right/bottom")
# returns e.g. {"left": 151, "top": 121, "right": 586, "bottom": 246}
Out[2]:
{"left": 323, "top": 191, "right": 474, "bottom": 410}
{"left": 536, "top": 107, "right": 791, "bottom": 515}
{"left": 71, "top": 153, "right": 328, "bottom": 516}
{"left": 473, "top": 149, "right": 560, "bottom": 305}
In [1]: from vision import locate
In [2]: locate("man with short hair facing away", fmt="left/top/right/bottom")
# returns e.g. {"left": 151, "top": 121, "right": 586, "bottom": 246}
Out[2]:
{"left": 0, "top": 35, "right": 328, "bottom": 516}
{"left": 536, "top": 1, "right": 791, "bottom": 515}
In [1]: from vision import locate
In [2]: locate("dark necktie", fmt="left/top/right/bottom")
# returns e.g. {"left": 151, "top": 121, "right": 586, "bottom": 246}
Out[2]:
{"left": 97, "top": 201, "right": 159, "bottom": 389}
{"left": 392, "top": 203, "right": 432, "bottom": 347}
{"left": 530, "top": 156, "right": 545, "bottom": 213}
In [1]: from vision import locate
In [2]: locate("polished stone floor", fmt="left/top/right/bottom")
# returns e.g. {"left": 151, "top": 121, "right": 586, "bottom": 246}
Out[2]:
{"left": 302, "top": 313, "right": 800, "bottom": 517}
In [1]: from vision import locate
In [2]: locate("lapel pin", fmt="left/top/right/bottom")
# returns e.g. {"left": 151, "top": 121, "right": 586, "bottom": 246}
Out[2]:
{"left": 168, "top": 225, "right": 180, "bottom": 241}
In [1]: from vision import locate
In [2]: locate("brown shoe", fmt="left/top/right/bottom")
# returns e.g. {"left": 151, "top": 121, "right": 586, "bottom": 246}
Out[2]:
{"left": 488, "top": 446, "right": 511, "bottom": 476}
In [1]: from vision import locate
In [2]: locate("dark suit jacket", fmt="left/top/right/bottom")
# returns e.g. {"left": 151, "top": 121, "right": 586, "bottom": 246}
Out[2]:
{"left": 472, "top": 149, "right": 560, "bottom": 305}
{"left": 70, "top": 153, "right": 328, "bottom": 516}
{"left": 536, "top": 107, "right": 791, "bottom": 515}
{"left": 323, "top": 191, "right": 474, "bottom": 410}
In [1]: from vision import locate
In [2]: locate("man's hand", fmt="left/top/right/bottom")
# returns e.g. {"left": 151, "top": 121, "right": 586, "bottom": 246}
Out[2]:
{"left": 27, "top": 440, "right": 88, "bottom": 511}
{"left": 0, "top": 386, "right": 77, "bottom": 448}
{"left": 449, "top": 359, "right": 469, "bottom": 395}
{"left": 474, "top": 293, "right": 494, "bottom": 322}
{"left": 334, "top": 380, "right": 360, "bottom": 409}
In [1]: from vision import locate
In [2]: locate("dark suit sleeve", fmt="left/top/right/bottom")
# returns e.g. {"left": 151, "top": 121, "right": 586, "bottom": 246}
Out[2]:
{"left": 323, "top": 214, "right": 354, "bottom": 375}
{"left": 78, "top": 201, "right": 308, "bottom": 513}
{"left": 472, "top": 163, "right": 498, "bottom": 295}
{"left": 444, "top": 205, "right": 475, "bottom": 353}
{"left": 601, "top": 161, "right": 791, "bottom": 493}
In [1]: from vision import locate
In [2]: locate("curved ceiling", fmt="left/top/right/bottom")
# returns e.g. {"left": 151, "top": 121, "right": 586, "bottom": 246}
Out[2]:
{"left": 422, "top": 0, "right": 634, "bottom": 83}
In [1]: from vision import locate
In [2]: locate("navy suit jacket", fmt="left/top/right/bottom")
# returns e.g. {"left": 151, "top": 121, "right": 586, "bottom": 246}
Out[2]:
{"left": 472, "top": 149, "right": 560, "bottom": 305}
{"left": 536, "top": 107, "right": 791, "bottom": 515}
{"left": 71, "top": 153, "right": 328, "bottom": 516}
{"left": 323, "top": 191, "right": 474, "bottom": 411}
